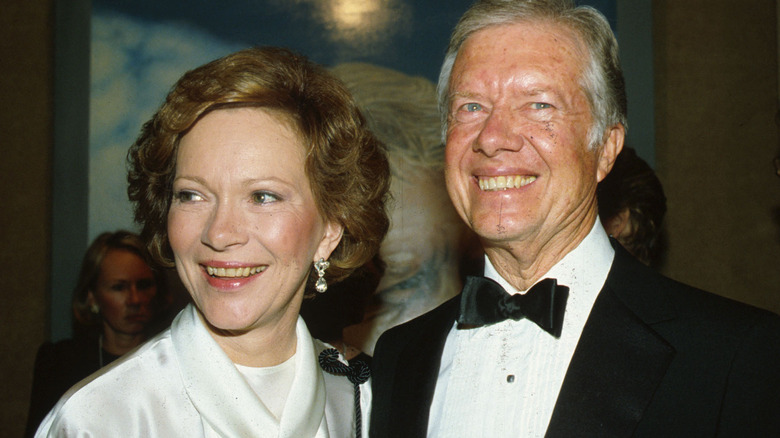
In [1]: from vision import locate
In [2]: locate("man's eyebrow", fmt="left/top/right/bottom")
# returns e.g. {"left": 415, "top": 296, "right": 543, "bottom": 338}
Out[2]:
{"left": 525, "top": 87, "right": 569, "bottom": 103}
{"left": 450, "top": 91, "right": 482, "bottom": 100}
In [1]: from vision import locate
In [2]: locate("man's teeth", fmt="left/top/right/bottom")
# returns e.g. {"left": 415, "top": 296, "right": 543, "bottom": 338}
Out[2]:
{"left": 478, "top": 175, "right": 537, "bottom": 191}
{"left": 206, "top": 266, "right": 266, "bottom": 278}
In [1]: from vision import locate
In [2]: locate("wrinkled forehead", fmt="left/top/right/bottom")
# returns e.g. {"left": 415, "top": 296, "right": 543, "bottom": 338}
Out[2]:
{"left": 450, "top": 21, "right": 590, "bottom": 100}
{"left": 456, "top": 20, "right": 588, "bottom": 74}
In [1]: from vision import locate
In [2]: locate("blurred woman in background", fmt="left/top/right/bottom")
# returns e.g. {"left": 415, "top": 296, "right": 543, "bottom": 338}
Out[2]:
{"left": 25, "top": 230, "right": 167, "bottom": 436}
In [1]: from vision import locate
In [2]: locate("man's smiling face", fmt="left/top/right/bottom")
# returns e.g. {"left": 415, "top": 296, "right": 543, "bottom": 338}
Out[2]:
{"left": 444, "top": 21, "right": 607, "bottom": 253}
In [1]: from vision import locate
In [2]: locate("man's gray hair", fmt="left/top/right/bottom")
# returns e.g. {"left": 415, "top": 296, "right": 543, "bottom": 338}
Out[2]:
{"left": 437, "top": 0, "right": 628, "bottom": 150}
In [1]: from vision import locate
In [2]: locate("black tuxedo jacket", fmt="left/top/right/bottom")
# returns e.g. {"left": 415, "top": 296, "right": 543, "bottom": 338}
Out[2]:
{"left": 370, "top": 244, "right": 780, "bottom": 437}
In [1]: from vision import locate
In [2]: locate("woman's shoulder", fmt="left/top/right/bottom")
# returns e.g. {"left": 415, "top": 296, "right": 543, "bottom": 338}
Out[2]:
{"left": 66, "top": 332, "right": 175, "bottom": 397}
{"left": 33, "top": 336, "right": 99, "bottom": 380}
{"left": 36, "top": 336, "right": 95, "bottom": 361}
{"left": 35, "top": 330, "right": 197, "bottom": 436}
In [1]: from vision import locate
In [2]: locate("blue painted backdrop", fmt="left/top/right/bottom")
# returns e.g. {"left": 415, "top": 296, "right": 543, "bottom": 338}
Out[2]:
{"left": 88, "top": 0, "right": 616, "bottom": 238}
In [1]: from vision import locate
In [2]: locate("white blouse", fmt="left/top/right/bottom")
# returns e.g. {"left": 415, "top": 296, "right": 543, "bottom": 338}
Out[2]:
{"left": 35, "top": 304, "right": 370, "bottom": 437}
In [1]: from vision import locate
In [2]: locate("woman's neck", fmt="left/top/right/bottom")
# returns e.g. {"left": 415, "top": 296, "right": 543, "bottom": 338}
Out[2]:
{"left": 204, "top": 310, "right": 299, "bottom": 368}
{"left": 101, "top": 327, "right": 145, "bottom": 356}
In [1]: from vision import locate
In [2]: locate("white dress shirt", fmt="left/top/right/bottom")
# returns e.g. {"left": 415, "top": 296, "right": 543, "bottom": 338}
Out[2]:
{"left": 428, "top": 222, "right": 614, "bottom": 437}
{"left": 35, "top": 303, "right": 370, "bottom": 437}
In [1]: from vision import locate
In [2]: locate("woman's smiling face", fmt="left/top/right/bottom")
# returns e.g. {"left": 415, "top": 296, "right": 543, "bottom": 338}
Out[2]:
{"left": 167, "top": 107, "right": 342, "bottom": 336}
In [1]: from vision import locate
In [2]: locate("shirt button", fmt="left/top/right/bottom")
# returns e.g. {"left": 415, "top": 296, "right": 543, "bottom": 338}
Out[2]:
{"left": 507, "top": 374, "right": 515, "bottom": 383}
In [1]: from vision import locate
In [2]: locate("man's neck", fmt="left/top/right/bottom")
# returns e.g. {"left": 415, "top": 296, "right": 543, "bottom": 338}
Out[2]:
{"left": 483, "top": 216, "right": 597, "bottom": 291}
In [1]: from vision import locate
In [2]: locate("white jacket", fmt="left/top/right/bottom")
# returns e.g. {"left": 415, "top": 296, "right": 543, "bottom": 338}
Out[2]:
{"left": 36, "top": 304, "right": 370, "bottom": 437}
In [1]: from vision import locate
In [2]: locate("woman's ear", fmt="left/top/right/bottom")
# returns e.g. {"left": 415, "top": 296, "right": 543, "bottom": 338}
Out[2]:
{"left": 596, "top": 124, "right": 625, "bottom": 183}
{"left": 86, "top": 290, "right": 100, "bottom": 314}
{"left": 315, "top": 221, "right": 344, "bottom": 262}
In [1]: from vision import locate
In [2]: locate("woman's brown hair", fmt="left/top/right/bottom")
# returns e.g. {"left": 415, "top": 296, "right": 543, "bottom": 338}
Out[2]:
{"left": 127, "top": 47, "right": 390, "bottom": 285}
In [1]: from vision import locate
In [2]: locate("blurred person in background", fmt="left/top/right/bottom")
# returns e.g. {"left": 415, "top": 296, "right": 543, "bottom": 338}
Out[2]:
{"left": 332, "top": 62, "right": 480, "bottom": 355}
{"left": 597, "top": 146, "right": 667, "bottom": 267}
{"left": 25, "top": 230, "right": 167, "bottom": 436}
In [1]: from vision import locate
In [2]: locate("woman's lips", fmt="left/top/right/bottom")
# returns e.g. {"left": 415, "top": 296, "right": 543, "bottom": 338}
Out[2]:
{"left": 202, "top": 264, "right": 267, "bottom": 289}
{"left": 205, "top": 265, "right": 267, "bottom": 278}
{"left": 125, "top": 313, "right": 151, "bottom": 322}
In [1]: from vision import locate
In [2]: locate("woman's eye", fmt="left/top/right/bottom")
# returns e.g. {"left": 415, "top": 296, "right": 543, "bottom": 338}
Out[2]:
{"left": 137, "top": 279, "right": 155, "bottom": 291}
{"left": 110, "top": 283, "right": 127, "bottom": 292}
{"left": 251, "top": 191, "right": 280, "bottom": 204}
{"left": 173, "top": 190, "right": 202, "bottom": 203}
{"left": 530, "top": 102, "right": 552, "bottom": 110}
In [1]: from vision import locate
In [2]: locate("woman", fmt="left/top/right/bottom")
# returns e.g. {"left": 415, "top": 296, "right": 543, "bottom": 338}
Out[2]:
{"left": 26, "top": 230, "right": 166, "bottom": 437}
{"left": 36, "top": 47, "right": 389, "bottom": 437}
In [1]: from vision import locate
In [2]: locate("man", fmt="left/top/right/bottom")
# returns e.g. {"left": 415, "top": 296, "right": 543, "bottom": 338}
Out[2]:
{"left": 370, "top": 1, "right": 780, "bottom": 437}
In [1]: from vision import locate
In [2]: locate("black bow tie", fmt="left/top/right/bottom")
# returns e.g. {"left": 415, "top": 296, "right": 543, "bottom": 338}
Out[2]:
{"left": 457, "top": 276, "right": 569, "bottom": 337}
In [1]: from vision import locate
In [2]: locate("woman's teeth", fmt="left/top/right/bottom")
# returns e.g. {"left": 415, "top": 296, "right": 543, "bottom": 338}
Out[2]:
{"left": 478, "top": 175, "right": 537, "bottom": 191}
{"left": 206, "top": 266, "right": 266, "bottom": 278}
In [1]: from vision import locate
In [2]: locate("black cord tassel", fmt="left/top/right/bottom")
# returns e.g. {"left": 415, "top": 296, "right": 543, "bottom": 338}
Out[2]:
{"left": 318, "top": 348, "right": 370, "bottom": 437}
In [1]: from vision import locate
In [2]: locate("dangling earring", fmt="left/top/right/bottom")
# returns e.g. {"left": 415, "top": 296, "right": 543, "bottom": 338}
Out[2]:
{"left": 90, "top": 303, "right": 100, "bottom": 314}
{"left": 314, "top": 258, "right": 330, "bottom": 293}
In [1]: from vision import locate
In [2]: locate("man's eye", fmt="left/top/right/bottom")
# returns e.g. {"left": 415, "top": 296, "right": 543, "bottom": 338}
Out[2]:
{"left": 531, "top": 102, "right": 552, "bottom": 110}
{"left": 251, "top": 191, "right": 280, "bottom": 204}
{"left": 110, "top": 283, "right": 127, "bottom": 292}
{"left": 463, "top": 103, "right": 483, "bottom": 112}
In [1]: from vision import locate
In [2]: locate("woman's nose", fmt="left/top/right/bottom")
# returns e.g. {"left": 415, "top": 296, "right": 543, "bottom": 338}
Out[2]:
{"left": 127, "top": 285, "right": 142, "bottom": 305}
{"left": 201, "top": 201, "right": 248, "bottom": 251}
{"left": 127, "top": 283, "right": 155, "bottom": 306}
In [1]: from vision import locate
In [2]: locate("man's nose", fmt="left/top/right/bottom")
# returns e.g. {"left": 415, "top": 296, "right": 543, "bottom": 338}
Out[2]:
{"left": 473, "top": 109, "right": 523, "bottom": 157}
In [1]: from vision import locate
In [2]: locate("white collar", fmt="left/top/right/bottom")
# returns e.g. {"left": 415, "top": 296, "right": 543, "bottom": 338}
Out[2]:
{"left": 484, "top": 219, "right": 614, "bottom": 296}
{"left": 170, "top": 304, "right": 328, "bottom": 437}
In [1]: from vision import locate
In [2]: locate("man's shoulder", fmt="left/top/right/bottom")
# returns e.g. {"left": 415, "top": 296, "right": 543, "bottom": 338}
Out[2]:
{"left": 608, "top": 245, "right": 780, "bottom": 337}
{"left": 373, "top": 296, "right": 460, "bottom": 362}
{"left": 381, "top": 296, "right": 459, "bottom": 341}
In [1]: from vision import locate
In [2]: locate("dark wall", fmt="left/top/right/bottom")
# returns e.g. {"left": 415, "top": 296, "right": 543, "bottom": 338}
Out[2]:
{"left": 654, "top": 0, "right": 780, "bottom": 314}
{"left": 1, "top": 1, "right": 53, "bottom": 437}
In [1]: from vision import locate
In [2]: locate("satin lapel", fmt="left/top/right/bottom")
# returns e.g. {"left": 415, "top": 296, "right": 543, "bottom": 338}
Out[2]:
{"left": 279, "top": 317, "right": 328, "bottom": 438}
{"left": 546, "top": 245, "right": 676, "bottom": 437}
{"left": 171, "top": 305, "right": 276, "bottom": 436}
{"left": 172, "top": 306, "right": 327, "bottom": 437}
{"left": 387, "top": 297, "right": 460, "bottom": 437}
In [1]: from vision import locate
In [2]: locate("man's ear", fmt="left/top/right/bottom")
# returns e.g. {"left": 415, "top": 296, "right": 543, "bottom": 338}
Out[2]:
{"left": 596, "top": 124, "right": 625, "bottom": 183}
